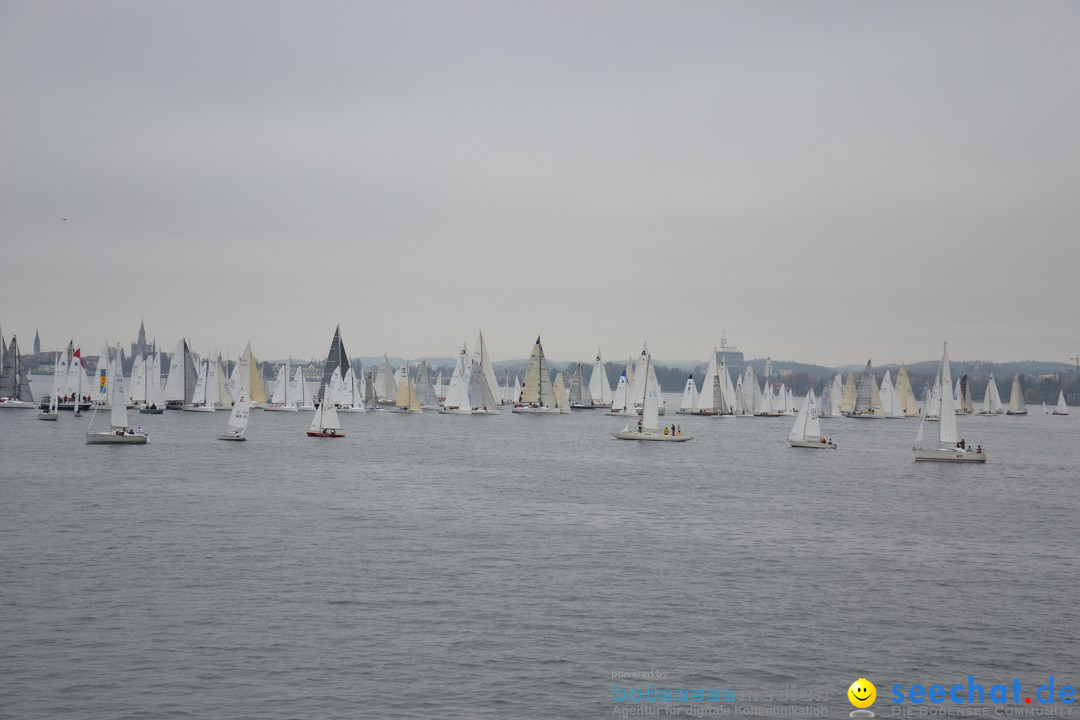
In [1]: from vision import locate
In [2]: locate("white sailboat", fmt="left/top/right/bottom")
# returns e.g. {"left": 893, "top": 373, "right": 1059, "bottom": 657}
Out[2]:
{"left": 414, "top": 361, "right": 440, "bottom": 410}
{"left": 467, "top": 347, "right": 502, "bottom": 414}
{"left": 606, "top": 371, "right": 635, "bottom": 416}
{"left": 511, "top": 336, "right": 561, "bottom": 414}
{"left": 182, "top": 360, "right": 216, "bottom": 411}
{"left": 373, "top": 353, "right": 397, "bottom": 406}
{"left": 219, "top": 393, "right": 251, "bottom": 441}
{"left": 845, "top": 360, "right": 886, "bottom": 418}
{"left": 139, "top": 353, "right": 164, "bottom": 414}
{"left": 163, "top": 339, "right": 200, "bottom": 410}
{"left": 86, "top": 345, "right": 148, "bottom": 444}
{"left": 894, "top": 364, "right": 920, "bottom": 416}
{"left": 678, "top": 373, "right": 700, "bottom": 415}
{"left": 434, "top": 372, "right": 445, "bottom": 402}
{"left": 978, "top": 374, "right": 1004, "bottom": 415}
{"left": 588, "top": 350, "right": 613, "bottom": 407}
{"left": 553, "top": 371, "right": 572, "bottom": 414}
{"left": 788, "top": 389, "right": 836, "bottom": 448}
{"left": 293, "top": 365, "right": 315, "bottom": 410}
{"left": 613, "top": 355, "right": 691, "bottom": 441}
{"left": 266, "top": 360, "right": 298, "bottom": 411}
{"left": 1006, "top": 373, "right": 1027, "bottom": 415}
{"left": 338, "top": 367, "right": 367, "bottom": 413}
{"left": 567, "top": 363, "right": 595, "bottom": 409}
{"left": 439, "top": 345, "right": 473, "bottom": 415}
{"left": 1053, "top": 390, "right": 1069, "bottom": 416}
{"left": 307, "top": 382, "right": 344, "bottom": 437}
{"left": 879, "top": 370, "right": 906, "bottom": 419}
{"left": 914, "top": 342, "right": 986, "bottom": 462}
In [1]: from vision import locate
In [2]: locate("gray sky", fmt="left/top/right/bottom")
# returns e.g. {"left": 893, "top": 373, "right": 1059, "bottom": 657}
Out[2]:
{"left": 2, "top": 1, "right": 1078, "bottom": 366}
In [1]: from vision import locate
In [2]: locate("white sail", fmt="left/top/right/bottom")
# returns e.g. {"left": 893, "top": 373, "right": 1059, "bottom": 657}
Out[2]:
{"left": 520, "top": 336, "right": 555, "bottom": 409}
{"left": 109, "top": 347, "right": 130, "bottom": 429}
{"left": 553, "top": 371, "right": 571, "bottom": 413}
{"left": 191, "top": 360, "right": 209, "bottom": 406}
{"left": 1008, "top": 374, "right": 1027, "bottom": 414}
{"left": 981, "top": 374, "right": 1003, "bottom": 414}
{"left": 880, "top": 370, "right": 905, "bottom": 418}
{"left": 760, "top": 382, "right": 775, "bottom": 415}
{"left": 641, "top": 356, "right": 660, "bottom": 430}
{"left": 467, "top": 356, "right": 500, "bottom": 411}
{"left": 789, "top": 388, "right": 823, "bottom": 441}
{"left": 374, "top": 354, "right": 397, "bottom": 402}
{"left": 588, "top": 350, "right": 613, "bottom": 406}
{"left": 395, "top": 364, "right": 422, "bottom": 412}
{"left": 610, "top": 372, "right": 632, "bottom": 414}
{"left": 128, "top": 354, "right": 146, "bottom": 404}
{"left": 694, "top": 355, "right": 719, "bottom": 414}
{"left": 224, "top": 392, "right": 251, "bottom": 438}
{"left": 293, "top": 365, "right": 313, "bottom": 409}
{"left": 309, "top": 383, "right": 341, "bottom": 431}
{"left": 434, "top": 372, "right": 444, "bottom": 400}
{"left": 161, "top": 339, "right": 188, "bottom": 403}
{"left": 1055, "top": 390, "right": 1069, "bottom": 415}
{"left": 679, "top": 375, "right": 699, "bottom": 413}
{"left": 938, "top": 343, "right": 959, "bottom": 446}
{"left": 206, "top": 357, "right": 221, "bottom": 407}
{"left": 720, "top": 362, "right": 736, "bottom": 415}
{"left": 270, "top": 363, "right": 289, "bottom": 404}
{"left": 146, "top": 353, "right": 160, "bottom": 407}
{"left": 442, "top": 344, "right": 472, "bottom": 412}
{"left": 473, "top": 331, "right": 503, "bottom": 405}
{"left": 629, "top": 343, "right": 649, "bottom": 407}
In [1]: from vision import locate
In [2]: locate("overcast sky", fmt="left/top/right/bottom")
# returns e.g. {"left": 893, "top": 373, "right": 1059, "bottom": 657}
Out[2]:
{"left": 2, "top": 1, "right": 1077, "bottom": 366}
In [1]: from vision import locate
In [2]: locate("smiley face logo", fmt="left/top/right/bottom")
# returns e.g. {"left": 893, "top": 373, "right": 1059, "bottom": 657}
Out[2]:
{"left": 848, "top": 678, "right": 876, "bottom": 709}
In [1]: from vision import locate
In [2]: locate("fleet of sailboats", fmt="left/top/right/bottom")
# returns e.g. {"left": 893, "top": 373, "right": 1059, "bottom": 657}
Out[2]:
{"left": 7, "top": 323, "right": 1065, "bottom": 462}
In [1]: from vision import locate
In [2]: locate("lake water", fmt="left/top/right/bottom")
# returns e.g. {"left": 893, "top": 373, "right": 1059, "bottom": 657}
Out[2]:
{"left": 3, "top": 377, "right": 1079, "bottom": 719}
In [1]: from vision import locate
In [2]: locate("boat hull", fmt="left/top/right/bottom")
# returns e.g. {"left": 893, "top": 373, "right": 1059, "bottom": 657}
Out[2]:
{"left": 337, "top": 407, "right": 366, "bottom": 413}
{"left": 0, "top": 400, "right": 37, "bottom": 409}
{"left": 86, "top": 432, "right": 149, "bottom": 445}
{"left": 1005, "top": 411, "right": 1027, "bottom": 415}
{"left": 218, "top": 434, "right": 247, "bottom": 441}
{"left": 182, "top": 405, "right": 216, "bottom": 412}
{"left": 511, "top": 406, "right": 561, "bottom": 414}
{"left": 38, "top": 412, "right": 59, "bottom": 421}
{"left": 139, "top": 407, "right": 164, "bottom": 414}
{"left": 612, "top": 430, "right": 692, "bottom": 442}
{"left": 1052, "top": 412, "right": 1069, "bottom": 416}
{"left": 605, "top": 409, "right": 636, "bottom": 417}
{"left": 913, "top": 448, "right": 987, "bottom": 462}
{"left": 306, "top": 431, "right": 344, "bottom": 438}
{"left": 263, "top": 405, "right": 298, "bottom": 412}
{"left": 788, "top": 439, "right": 837, "bottom": 449}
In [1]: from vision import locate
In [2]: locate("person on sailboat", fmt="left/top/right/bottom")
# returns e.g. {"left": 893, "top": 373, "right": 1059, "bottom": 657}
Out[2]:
{"left": 977, "top": 445, "right": 982, "bottom": 454}
{"left": 637, "top": 417, "right": 643, "bottom": 432}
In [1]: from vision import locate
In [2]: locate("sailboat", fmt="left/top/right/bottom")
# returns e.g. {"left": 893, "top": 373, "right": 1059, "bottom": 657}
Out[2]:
{"left": 413, "top": 361, "right": 440, "bottom": 410}
{"left": 677, "top": 374, "right": 699, "bottom": 415}
{"left": 606, "top": 371, "right": 635, "bottom": 416}
{"left": 0, "top": 335, "right": 35, "bottom": 408}
{"left": 307, "top": 382, "right": 344, "bottom": 437}
{"left": 567, "top": 363, "right": 595, "bottom": 409}
{"left": 338, "top": 366, "right": 367, "bottom": 413}
{"left": 39, "top": 357, "right": 60, "bottom": 420}
{"left": 440, "top": 345, "right": 473, "bottom": 415}
{"left": 613, "top": 355, "right": 691, "bottom": 441}
{"left": 955, "top": 375, "right": 974, "bottom": 414}
{"left": 467, "top": 339, "right": 502, "bottom": 414}
{"left": 913, "top": 342, "right": 986, "bottom": 462}
{"left": 978, "top": 374, "right": 1004, "bottom": 415}
{"left": 788, "top": 389, "right": 836, "bottom": 448}
{"left": 225, "top": 342, "right": 268, "bottom": 410}
{"left": 894, "top": 364, "right": 920, "bottom": 416}
{"left": 293, "top": 365, "right": 315, "bottom": 410}
{"left": 839, "top": 372, "right": 857, "bottom": 416}
{"left": 86, "top": 345, "right": 148, "bottom": 444}
{"left": 511, "top": 336, "right": 561, "bottom": 414}
{"left": 219, "top": 393, "right": 252, "bottom": 441}
{"left": 553, "top": 372, "right": 572, "bottom": 413}
{"left": 1006, "top": 373, "right": 1028, "bottom": 415}
{"left": 1053, "top": 390, "right": 1069, "bottom": 416}
{"left": 373, "top": 353, "right": 397, "bottom": 406}
{"left": 588, "top": 350, "right": 613, "bottom": 407}
{"left": 182, "top": 359, "right": 216, "bottom": 411}
{"left": 162, "top": 339, "right": 199, "bottom": 410}
{"left": 392, "top": 364, "right": 422, "bottom": 413}
{"left": 819, "top": 374, "right": 843, "bottom": 418}
{"left": 316, "top": 326, "right": 351, "bottom": 409}
{"left": 879, "top": 370, "right": 906, "bottom": 419}
{"left": 140, "top": 353, "right": 164, "bottom": 414}
{"left": 266, "top": 360, "right": 298, "bottom": 411}
{"left": 845, "top": 360, "right": 886, "bottom": 418}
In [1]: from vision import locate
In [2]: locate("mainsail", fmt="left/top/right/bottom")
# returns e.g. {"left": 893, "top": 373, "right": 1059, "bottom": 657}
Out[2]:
{"left": 588, "top": 350, "right": 613, "bottom": 406}
{"left": 0, "top": 336, "right": 33, "bottom": 402}
{"left": 318, "top": 326, "right": 350, "bottom": 405}
{"left": 1007, "top": 374, "right": 1027, "bottom": 414}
